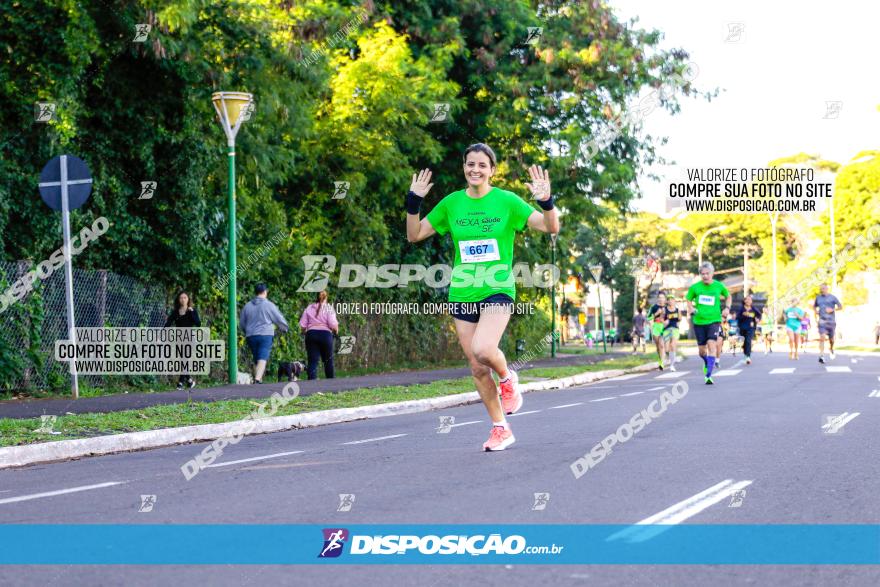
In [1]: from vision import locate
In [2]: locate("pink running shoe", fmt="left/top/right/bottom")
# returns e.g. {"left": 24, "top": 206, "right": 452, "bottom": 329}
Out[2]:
{"left": 482, "top": 425, "right": 515, "bottom": 451}
{"left": 499, "top": 370, "right": 522, "bottom": 415}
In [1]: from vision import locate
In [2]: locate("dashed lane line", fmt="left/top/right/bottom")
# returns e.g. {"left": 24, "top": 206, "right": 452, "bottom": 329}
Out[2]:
{"left": 448, "top": 420, "right": 483, "bottom": 428}
{"left": 206, "top": 451, "right": 305, "bottom": 468}
{"left": 0, "top": 482, "right": 127, "bottom": 506}
{"left": 342, "top": 434, "right": 408, "bottom": 445}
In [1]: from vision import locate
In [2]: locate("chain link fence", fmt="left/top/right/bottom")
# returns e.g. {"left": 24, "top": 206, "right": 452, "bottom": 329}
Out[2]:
{"left": 1, "top": 259, "right": 514, "bottom": 392}
{"left": 0, "top": 260, "right": 169, "bottom": 392}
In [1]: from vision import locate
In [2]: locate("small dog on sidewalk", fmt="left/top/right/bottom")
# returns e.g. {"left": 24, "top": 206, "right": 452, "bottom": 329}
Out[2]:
{"left": 277, "top": 360, "right": 305, "bottom": 382}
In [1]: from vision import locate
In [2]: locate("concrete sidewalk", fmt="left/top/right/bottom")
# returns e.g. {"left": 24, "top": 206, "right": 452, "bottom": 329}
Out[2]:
{"left": 0, "top": 349, "right": 637, "bottom": 419}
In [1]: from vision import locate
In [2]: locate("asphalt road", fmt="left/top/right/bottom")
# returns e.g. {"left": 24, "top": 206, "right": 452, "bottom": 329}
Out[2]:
{"left": 1, "top": 350, "right": 879, "bottom": 585}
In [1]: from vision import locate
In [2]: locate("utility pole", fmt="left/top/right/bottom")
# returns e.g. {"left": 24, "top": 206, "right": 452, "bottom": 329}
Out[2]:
{"left": 740, "top": 244, "right": 760, "bottom": 297}
{"left": 769, "top": 211, "right": 779, "bottom": 324}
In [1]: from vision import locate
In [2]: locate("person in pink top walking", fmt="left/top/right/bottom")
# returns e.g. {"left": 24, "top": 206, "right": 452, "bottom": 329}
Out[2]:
{"left": 299, "top": 290, "right": 339, "bottom": 380}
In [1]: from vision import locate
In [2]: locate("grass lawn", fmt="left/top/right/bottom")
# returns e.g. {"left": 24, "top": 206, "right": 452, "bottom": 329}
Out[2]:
{"left": 836, "top": 345, "right": 880, "bottom": 352}
{"left": 0, "top": 357, "right": 653, "bottom": 447}
{"left": 0, "top": 357, "right": 472, "bottom": 402}
{"left": 524, "top": 355, "right": 649, "bottom": 378}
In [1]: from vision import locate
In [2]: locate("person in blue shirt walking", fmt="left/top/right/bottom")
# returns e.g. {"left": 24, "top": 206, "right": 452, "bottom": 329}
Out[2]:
{"left": 783, "top": 298, "right": 806, "bottom": 361}
{"left": 239, "top": 283, "right": 289, "bottom": 384}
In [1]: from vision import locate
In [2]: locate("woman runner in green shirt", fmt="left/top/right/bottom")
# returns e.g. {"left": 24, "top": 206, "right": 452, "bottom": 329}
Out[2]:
{"left": 406, "top": 144, "right": 560, "bottom": 451}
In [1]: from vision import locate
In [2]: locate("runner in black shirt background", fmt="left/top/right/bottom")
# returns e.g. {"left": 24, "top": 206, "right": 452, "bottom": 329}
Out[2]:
{"left": 732, "top": 294, "right": 762, "bottom": 365}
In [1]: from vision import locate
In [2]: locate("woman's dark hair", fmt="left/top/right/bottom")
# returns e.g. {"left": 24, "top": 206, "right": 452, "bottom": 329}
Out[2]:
{"left": 314, "top": 290, "right": 328, "bottom": 317}
{"left": 463, "top": 143, "right": 497, "bottom": 168}
{"left": 173, "top": 291, "right": 192, "bottom": 312}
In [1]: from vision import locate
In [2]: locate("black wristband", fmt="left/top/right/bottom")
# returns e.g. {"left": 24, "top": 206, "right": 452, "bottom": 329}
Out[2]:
{"left": 537, "top": 195, "right": 554, "bottom": 211}
{"left": 406, "top": 191, "right": 423, "bottom": 215}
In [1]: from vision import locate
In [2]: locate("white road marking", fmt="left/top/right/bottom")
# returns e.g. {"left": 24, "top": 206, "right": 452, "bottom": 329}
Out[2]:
{"left": 825, "top": 366, "right": 851, "bottom": 373}
{"left": 549, "top": 402, "right": 584, "bottom": 409}
{"left": 769, "top": 368, "right": 795, "bottom": 374}
{"left": 655, "top": 371, "right": 688, "bottom": 379}
{"left": 619, "top": 391, "right": 645, "bottom": 397}
{"left": 449, "top": 420, "right": 483, "bottom": 428}
{"left": 822, "top": 412, "right": 860, "bottom": 433}
{"left": 342, "top": 433, "right": 408, "bottom": 445}
{"left": 606, "top": 373, "right": 646, "bottom": 381}
{"left": 869, "top": 390, "right": 880, "bottom": 398}
{"left": 508, "top": 410, "right": 541, "bottom": 417}
{"left": 206, "top": 450, "right": 305, "bottom": 468}
{"left": 589, "top": 397, "right": 616, "bottom": 402}
{"left": 728, "top": 358, "right": 746, "bottom": 370}
{"left": 607, "top": 479, "right": 753, "bottom": 542}
{"left": 647, "top": 386, "right": 665, "bottom": 391}
{"left": 654, "top": 371, "right": 690, "bottom": 379}
{"left": 0, "top": 481, "right": 126, "bottom": 506}
{"left": 712, "top": 369, "right": 742, "bottom": 377}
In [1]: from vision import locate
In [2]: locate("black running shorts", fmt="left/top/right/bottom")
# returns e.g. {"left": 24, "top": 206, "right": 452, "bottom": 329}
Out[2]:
{"left": 450, "top": 294, "right": 514, "bottom": 324}
{"left": 693, "top": 322, "right": 721, "bottom": 346}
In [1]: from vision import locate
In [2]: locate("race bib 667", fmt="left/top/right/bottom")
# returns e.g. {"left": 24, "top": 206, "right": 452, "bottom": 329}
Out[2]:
{"left": 459, "top": 239, "right": 500, "bottom": 263}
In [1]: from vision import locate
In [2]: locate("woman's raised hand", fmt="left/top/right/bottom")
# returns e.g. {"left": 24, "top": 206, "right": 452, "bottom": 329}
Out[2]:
{"left": 410, "top": 168, "right": 434, "bottom": 197}
{"left": 525, "top": 165, "right": 551, "bottom": 201}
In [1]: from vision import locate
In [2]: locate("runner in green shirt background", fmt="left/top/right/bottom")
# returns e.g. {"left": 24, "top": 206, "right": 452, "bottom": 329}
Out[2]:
{"left": 406, "top": 143, "right": 560, "bottom": 452}
{"left": 685, "top": 261, "right": 731, "bottom": 385}
{"left": 648, "top": 292, "right": 668, "bottom": 370}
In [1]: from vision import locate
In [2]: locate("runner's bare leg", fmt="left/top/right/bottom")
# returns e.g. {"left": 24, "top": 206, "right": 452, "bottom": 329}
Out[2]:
{"left": 454, "top": 317, "right": 506, "bottom": 423}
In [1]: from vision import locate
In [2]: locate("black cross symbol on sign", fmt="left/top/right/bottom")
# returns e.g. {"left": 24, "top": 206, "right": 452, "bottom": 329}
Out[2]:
{"left": 38, "top": 155, "right": 93, "bottom": 212}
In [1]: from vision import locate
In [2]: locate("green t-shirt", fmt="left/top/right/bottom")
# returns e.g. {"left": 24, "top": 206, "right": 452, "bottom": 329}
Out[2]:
{"left": 686, "top": 280, "right": 729, "bottom": 325}
{"left": 426, "top": 187, "right": 535, "bottom": 302}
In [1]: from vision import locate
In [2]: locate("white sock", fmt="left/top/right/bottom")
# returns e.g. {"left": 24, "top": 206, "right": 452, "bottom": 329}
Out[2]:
{"left": 493, "top": 420, "right": 508, "bottom": 428}
{"left": 254, "top": 360, "right": 267, "bottom": 381}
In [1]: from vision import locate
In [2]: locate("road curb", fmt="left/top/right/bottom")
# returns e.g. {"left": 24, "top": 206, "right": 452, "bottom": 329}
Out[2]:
{"left": 0, "top": 360, "right": 658, "bottom": 469}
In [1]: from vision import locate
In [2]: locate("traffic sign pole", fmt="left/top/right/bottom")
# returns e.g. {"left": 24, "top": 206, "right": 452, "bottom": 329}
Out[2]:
{"left": 60, "top": 156, "right": 80, "bottom": 398}
{"left": 38, "top": 154, "right": 93, "bottom": 399}
{"left": 589, "top": 264, "right": 607, "bottom": 353}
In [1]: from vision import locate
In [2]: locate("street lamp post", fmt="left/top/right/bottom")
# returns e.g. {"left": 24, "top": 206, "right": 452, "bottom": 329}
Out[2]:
{"left": 697, "top": 226, "right": 727, "bottom": 267}
{"left": 550, "top": 233, "right": 557, "bottom": 358}
{"left": 830, "top": 189, "right": 836, "bottom": 291}
{"left": 589, "top": 264, "right": 606, "bottom": 353}
{"left": 212, "top": 91, "right": 254, "bottom": 385}
{"left": 669, "top": 224, "right": 728, "bottom": 267}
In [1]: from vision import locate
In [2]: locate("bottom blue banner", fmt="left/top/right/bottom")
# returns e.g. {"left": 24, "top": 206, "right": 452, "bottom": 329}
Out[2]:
{"left": 0, "top": 525, "right": 877, "bottom": 564}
